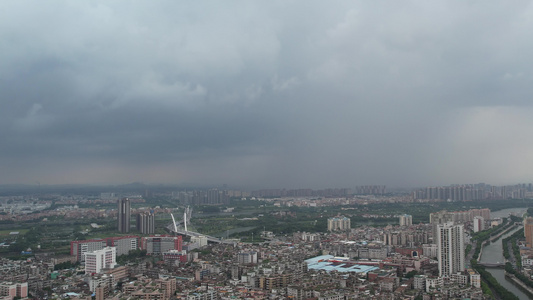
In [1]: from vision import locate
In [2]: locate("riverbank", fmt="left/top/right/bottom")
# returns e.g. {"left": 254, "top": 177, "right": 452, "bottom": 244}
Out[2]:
{"left": 491, "top": 224, "right": 518, "bottom": 242}
{"left": 476, "top": 223, "right": 517, "bottom": 262}
{"left": 505, "top": 272, "right": 533, "bottom": 298}
{"left": 478, "top": 225, "right": 530, "bottom": 300}
{"left": 475, "top": 224, "right": 518, "bottom": 262}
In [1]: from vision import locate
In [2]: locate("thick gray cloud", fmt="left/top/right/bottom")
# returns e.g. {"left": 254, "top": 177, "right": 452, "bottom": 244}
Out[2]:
{"left": 1, "top": 1, "right": 533, "bottom": 188}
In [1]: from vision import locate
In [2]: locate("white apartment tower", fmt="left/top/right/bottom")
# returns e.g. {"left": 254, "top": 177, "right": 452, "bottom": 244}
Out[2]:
{"left": 399, "top": 214, "right": 413, "bottom": 226}
{"left": 473, "top": 216, "right": 484, "bottom": 233}
{"left": 437, "top": 223, "right": 465, "bottom": 277}
{"left": 85, "top": 247, "right": 117, "bottom": 274}
{"left": 237, "top": 251, "right": 258, "bottom": 264}
{"left": 327, "top": 216, "right": 351, "bottom": 231}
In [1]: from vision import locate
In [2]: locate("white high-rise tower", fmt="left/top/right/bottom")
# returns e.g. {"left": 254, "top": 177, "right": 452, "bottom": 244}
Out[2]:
{"left": 437, "top": 222, "right": 465, "bottom": 277}
{"left": 399, "top": 214, "right": 413, "bottom": 226}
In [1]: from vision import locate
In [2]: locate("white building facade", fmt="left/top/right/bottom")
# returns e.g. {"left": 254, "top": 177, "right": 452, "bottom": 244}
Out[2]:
{"left": 473, "top": 216, "right": 484, "bottom": 233}
{"left": 327, "top": 217, "right": 351, "bottom": 231}
{"left": 85, "top": 247, "right": 117, "bottom": 274}
{"left": 399, "top": 214, "right": 413, "bottom": 226}
{"left": 437, "top": 223, "right": 465, "bottom": 277}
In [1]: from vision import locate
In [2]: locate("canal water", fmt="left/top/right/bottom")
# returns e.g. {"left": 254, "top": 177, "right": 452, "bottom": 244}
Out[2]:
{"left": 478, "top": 207, "right": 529, "bottom": 300}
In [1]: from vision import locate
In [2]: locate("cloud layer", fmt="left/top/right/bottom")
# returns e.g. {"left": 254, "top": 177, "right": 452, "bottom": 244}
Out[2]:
{"left": 2, "top": 1, "right": 533, "bottom": 188}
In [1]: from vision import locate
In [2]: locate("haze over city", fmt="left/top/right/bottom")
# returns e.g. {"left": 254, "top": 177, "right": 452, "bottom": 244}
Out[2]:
{"left": 2, "top": 1, "right": 533, "bottom": 188}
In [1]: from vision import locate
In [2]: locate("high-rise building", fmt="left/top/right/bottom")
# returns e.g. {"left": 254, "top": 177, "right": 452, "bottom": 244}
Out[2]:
{"left": 117, "top": 198, "right": 131, "bottom": 233}
{"left": 137, "top": 212, "right": 155, "bottom": 234}
{"left": 399, "top": 214, "right": 413, "bottom": 226}
{"left": 437, "top": 223, "right": 465, "bottom": 277}
{"left": 84, "top": 247, "right": 117, "bottom": 274}
{"left": 524, "top": 217, "right": 533, "bottom": 247}
{"left": 237, "top": 251, "right": 258, "bottom": 264}
{"left": 473, "top": 216, "right": 484, "bottom": 233}
{"left": 327, "top": 216, "right": 351, "bottom": 231}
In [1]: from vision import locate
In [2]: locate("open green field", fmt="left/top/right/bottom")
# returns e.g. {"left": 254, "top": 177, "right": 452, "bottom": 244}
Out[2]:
{"left": 0, "top": 229, "right": 29, "bottom": 236}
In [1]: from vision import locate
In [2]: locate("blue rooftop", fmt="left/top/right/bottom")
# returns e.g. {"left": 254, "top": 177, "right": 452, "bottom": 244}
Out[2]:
{"left": 305, "top": 255, "right": 378, "bottom": 274}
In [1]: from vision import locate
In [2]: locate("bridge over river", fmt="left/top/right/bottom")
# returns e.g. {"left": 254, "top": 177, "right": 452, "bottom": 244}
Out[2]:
{"left": 477, "top": 262, "right": 505, "bottom": 268}
{"left": 166, "top": 223, "right": 236, "bottom": 244}
{"left": 166, "top": 209, "right": 236, "bottom": 245}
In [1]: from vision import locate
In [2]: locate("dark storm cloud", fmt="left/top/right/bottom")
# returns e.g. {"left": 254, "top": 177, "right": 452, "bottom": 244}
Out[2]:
{"left": 2, "top": 1, "right": 533, "bottom": 187}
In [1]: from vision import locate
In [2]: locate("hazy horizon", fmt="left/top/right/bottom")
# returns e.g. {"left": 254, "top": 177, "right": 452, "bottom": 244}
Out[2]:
{"left": 2, "top": 1, "right": 533, "bottom": 188}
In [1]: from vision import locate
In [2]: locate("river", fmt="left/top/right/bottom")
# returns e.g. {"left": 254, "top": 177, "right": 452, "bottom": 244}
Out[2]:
{"left": 478, "top": 207, "right": 529, "bottom": 300}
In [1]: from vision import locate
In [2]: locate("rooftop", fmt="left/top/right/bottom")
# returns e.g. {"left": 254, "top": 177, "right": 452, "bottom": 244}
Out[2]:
{"left": 305, "top": 255, "right": 378, "bottom": 274}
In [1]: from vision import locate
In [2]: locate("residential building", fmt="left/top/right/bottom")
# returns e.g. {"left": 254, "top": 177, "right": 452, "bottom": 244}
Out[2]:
{"left": 237, "top": 251, "right": 258, "bottom": 265}
{"left": 425, "top": 277, "right": 443, "bottom": 293}
{"left": 0, "top": 282, "right": 27, "bottom": 299}
{"left": 413, "top": 275, "right": 426, "bottom": 290}
{"left": 399, "top": 214, "right": 413, "bottom": 226}
{"left": 422, "top": 244, "right": 438, "bottom": 258}
{"left": 327, "top": 216, "right": 351, "bottom": 231}
{"left": 137, "top": 212, "right": 155, "bottom": 234}
{"left": 90, "top": 275, "right": 113, "bottom": 292}
{"left": 468, "top": 269, "right": 481, "bottom": 288}
{"left": 437, "top": 223, "right": 465, "bottom": 277}
{"left": 473, "top": 216, "right": 484, "bottom": 233}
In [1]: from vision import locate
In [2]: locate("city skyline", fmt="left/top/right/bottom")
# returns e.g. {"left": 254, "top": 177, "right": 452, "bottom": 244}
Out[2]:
{"left": 2, "top": 2, "right": 533, "bottom": 188}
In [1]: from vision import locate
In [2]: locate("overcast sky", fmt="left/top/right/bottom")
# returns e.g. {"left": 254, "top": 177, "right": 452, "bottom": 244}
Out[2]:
{"left": 1, "top": 1, "right": 533, "bottom": 189}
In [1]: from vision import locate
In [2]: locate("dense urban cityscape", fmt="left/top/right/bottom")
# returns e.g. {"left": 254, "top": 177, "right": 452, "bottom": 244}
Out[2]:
{"left": 0, "top": 183, "right": 531, "bottom": 299}
{"left": 3, "top": 1, "right": 533, "bottom": 300}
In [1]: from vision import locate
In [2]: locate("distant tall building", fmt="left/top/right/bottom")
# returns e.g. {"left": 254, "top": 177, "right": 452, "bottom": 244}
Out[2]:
{"left": 137, "top": 212, "right": 155, "bottom": 234}
{"left": 327, "top": 216, "right": 351, "bottom": 231}
{"left": 473, "top": 216, "right": 484, "bottom": 233}
{"left": 437, "top": 223, "right": 465, "bottom": 277}
{"left": 399, "top": 214, "right": 413, "bottom": 226}
{"left": 524, "top": 217, "right": 533, "bottom": 247}
{"left": 117, "top": 198, "right": 131, "bottom": 233}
